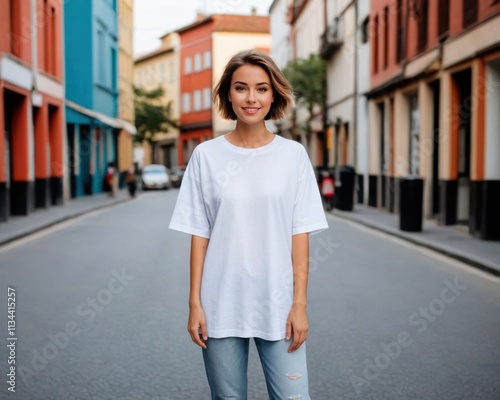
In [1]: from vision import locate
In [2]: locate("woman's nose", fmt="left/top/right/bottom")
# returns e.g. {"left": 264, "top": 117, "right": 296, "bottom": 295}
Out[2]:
{"left": 246, "top": 90, "right": 256, "bottom": 103}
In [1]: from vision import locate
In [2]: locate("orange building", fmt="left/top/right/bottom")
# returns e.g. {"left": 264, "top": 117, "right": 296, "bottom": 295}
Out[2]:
{"left": 366, "top": 0, "right": 500, "bottom": 240}
{"left": 0, "top": 0, "right": 65, "bottom": 222}
{"left": 177, "top": 14, "right": 270, "bottom": 165}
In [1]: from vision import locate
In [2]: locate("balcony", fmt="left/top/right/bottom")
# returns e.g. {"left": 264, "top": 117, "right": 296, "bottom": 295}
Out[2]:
{"left": 319, "top": 16, "right": 344, "bottom": 59}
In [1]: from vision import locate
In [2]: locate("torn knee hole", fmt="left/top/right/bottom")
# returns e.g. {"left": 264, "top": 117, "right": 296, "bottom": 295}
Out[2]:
{"left": 288, "top": 396, "right": 304, "bottom": 400}
{"left": 286, "top": 373, "right": 302, "bottom": 380}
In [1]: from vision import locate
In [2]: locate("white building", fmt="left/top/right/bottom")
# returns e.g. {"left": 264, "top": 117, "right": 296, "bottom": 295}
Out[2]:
{"left": 269, "top": 0, "right": 293, "bottom": 137}
{"left": 290, "top": 0, "right": 326, "bottom": 166}
{"left": 320, "top": 0, "right": 370, "bottom": 204}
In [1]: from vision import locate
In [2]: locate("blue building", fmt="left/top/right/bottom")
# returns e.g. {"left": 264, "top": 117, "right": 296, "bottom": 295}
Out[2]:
{"left": 64, "top": 0, "right": 133, "bottom": 197}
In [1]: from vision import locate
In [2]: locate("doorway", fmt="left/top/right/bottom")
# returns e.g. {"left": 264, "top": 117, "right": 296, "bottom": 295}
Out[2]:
{"left": 431, "top": 80, "right": 440, "bottom": 217}
{"left": 454, "top": 69, "right": 472, "bottom": 225}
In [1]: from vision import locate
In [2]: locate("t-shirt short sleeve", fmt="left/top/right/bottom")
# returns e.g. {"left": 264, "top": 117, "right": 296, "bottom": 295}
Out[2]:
{"left": 168, "top": 150, "right": 211, "bottom": 239}
{"left": 292, "top": 148, "right": 329, "bottom": 236}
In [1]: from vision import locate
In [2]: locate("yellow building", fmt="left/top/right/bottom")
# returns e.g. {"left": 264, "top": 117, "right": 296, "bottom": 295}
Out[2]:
{"left": 134, "top": 33, "right": 180, "bottom": 167}
{"left": 117, "top": 0, "right": 136, "bottom": 177}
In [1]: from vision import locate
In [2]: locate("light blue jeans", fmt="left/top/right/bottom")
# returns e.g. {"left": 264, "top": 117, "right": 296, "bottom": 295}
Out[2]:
{"left": 202, "top": 337, "right": 310, "bottom": 400}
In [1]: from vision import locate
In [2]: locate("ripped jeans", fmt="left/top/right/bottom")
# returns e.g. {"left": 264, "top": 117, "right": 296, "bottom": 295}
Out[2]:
{"left": 202, "top": 337, "right": 310, "bottom": 400}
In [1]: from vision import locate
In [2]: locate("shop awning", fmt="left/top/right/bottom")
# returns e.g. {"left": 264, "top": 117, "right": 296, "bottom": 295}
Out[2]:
{"left": 66, "top": 100, "right": 137, "bottom": 134}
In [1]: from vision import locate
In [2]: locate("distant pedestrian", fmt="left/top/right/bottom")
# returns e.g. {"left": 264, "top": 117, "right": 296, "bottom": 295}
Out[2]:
{"left": 105, "top": 162, "right": 117, "bottom": 197}
{"left": 125, "top": 167, "right": 137, "bottom": 198}
{"left": 320, "top": 170, "right": 335, "bottom": 211}
{"left": 169, "top": 50, "right": 328, "bottom": 399}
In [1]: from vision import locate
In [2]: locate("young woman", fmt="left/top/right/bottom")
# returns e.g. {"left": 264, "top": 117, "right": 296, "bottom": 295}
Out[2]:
{"left": 169, "top": 49, "right": 328, "bottom": 400}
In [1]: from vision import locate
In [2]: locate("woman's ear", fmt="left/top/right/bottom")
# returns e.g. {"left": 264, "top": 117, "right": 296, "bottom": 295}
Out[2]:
{"left": 228, "top": 94, "right": 232, "bottom": 102}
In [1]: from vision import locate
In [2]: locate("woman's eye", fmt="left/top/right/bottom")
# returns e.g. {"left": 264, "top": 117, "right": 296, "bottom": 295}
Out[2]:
{"left": 235, "top": 86, "right": 246, "bottom": 91}
{"left": 257, "top": 88, "right": 268, "bottom": 93}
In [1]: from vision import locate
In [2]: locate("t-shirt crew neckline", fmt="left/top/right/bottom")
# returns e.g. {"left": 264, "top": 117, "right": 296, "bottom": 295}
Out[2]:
{"left": 222, "top": 133, "right": 281, "bottom": 154}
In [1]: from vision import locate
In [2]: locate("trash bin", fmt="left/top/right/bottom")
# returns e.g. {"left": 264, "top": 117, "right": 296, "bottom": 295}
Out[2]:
{"left": 334, "top": 166, "right": 355, "bottom": 211}
{"left": 399, "top": 177, "right": 424, "bottom": 232}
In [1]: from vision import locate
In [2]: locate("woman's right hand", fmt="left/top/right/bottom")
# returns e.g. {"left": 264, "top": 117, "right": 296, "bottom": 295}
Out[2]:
{"left": 188, "top": 304, "right": 208, "bottom": 349}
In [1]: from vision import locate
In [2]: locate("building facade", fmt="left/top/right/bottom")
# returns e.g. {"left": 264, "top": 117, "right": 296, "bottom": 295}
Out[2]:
{"left": 320, "top": 0, "right": 358, "bottom": 189}
{"left": 367, "top": 0, "right": 500, "bottom": 240}
{"left": 65, "top": 0, "right": 134, "bottom": 198}
{"left": 269, "top": 0, "right": 294, "bottom": 139}
{"left": 0, "top": 0, "right": 65, "bottom": 222}
{"left": 289, "top": 0, "right": 327, "bottom": 166}
{"left": 177, "top": 14, "right": 270, "bottom": 166}
{"left": 117, "top": 0, "right": 136, "bottom": 179}
{"left": 134, "top": 32, "right": 181, "bottom": 168}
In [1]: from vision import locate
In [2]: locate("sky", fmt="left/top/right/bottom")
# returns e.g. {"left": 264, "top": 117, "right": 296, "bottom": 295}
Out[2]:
{"left": 134, "top": 0, "right": 275, "bottom": 57}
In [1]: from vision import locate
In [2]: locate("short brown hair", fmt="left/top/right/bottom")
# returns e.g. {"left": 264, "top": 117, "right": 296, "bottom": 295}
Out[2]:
{"left": 213, "top": 50, "right": 295, "bottom": 120}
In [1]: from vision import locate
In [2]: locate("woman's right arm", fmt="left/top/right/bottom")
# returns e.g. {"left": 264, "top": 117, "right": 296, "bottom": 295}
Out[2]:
{"left": 188, "top": 235, "right": 210, "bottom": 348}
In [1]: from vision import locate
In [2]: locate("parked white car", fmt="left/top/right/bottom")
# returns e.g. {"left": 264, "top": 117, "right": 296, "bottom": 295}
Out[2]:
{"left": 141, "top": 164, "right": 170, "bottom": 190}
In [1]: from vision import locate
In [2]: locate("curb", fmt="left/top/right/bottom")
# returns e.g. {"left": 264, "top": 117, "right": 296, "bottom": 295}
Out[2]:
{"left": 330, "top": 210, "right": 500, "bottom": 278}
{"left": 0, "top": 196, "right": 131, "bottom": 248}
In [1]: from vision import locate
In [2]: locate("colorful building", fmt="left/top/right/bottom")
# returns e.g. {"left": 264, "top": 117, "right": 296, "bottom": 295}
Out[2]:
{"left": 367, "top": 0, "right": 500, "bottom": 240}
{"left": 0, "top": 0, "right": 65, "bottom": 222}
{"left": 64, "top": 0, "right": 135, "bottom": 198}
{"left": 177, "top": 13, "right": 271, "bottom": 165}
{"left": 117, "top": 0, "right": 136, "bottom": 180}
{"left": 134, "top": 32, "right": 180, "bottom": 167}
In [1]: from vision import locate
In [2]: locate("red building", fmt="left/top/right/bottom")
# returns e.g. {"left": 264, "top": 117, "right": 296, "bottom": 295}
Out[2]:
{"left": 177, "top": 14, "right": 270, "bottom": 165}
{"left": 367, "top": 0, "right": 500, "bottom": 240}
{"left": 0, "top": 0, "right": 65, "bottom": 222}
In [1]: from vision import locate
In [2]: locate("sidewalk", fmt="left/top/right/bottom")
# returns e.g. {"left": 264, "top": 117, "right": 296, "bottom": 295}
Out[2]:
{"left": 0, "top": 190, "right": 132, "bottom": 247}
{"left": 332, "top": 204, "right": 500, "bottom": 277}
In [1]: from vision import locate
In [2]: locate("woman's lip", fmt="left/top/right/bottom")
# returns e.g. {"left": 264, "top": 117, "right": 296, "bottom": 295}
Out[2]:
{"left": 242, "top": 107, "right": 260, "bottom": 114}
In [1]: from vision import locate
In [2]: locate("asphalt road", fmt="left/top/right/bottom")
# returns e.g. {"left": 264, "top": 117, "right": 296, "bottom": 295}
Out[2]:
{"left": 0, "top": 190, "right": 499, "bottom": 400}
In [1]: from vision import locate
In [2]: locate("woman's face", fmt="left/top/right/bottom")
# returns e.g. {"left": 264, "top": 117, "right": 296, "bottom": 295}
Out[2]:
{"left": 229, "top": 64, "right": 274, "bottom": 125}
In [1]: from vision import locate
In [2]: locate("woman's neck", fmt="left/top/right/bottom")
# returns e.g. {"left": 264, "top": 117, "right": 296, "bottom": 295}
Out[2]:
{"left": 227, "top": 122, "right": 274, "bottom": 148}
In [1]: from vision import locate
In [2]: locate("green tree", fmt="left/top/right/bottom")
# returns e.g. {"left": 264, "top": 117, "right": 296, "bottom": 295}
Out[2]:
{"left": 133, "top": 86, "right": 177, "bottom": 144}
{"left": 284, "top": 54, "right": 328, "bottom": 165}
{"left": 283, "top": 54, "right": 327, "bottom": 122}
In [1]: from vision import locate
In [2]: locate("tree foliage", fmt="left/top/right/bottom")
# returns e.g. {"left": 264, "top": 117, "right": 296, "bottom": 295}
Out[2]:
{"left": 133, "top": 86, "right": 177, "bottom": 143}
{"left": 283, "top": 54, "right": 327, "bottom": 118}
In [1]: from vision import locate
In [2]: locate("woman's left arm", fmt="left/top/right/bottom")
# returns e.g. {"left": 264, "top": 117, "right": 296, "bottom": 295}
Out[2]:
{"left": 286, "top": 232, "right": 309, "bottom": 352}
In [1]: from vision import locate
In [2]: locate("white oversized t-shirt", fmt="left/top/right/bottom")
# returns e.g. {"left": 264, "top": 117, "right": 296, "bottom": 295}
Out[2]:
{"left": 169, "top": 134, "right": 328, "bottom": 340}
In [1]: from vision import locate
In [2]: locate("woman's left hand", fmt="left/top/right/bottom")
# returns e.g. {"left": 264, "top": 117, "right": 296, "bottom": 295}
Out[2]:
{"left": 286, "top": 303, "right": 308, "bottom": 352}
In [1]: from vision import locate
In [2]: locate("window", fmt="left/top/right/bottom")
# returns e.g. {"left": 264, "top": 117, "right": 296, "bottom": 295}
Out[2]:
{"left": 98, "top": 30, "right": 106, "bottom": 84}
{"left": 111, "top": 48, "right": 117, "bottom": 90}
{"left": 438, "top": 0, "right": 450, "bottom": 38}
{"left": 203, "top": 88, "right": 212, "bottom": 110}
{"left": 42, "top": 2, "right": 57, "bottom": 75}
{"left": 462, "top": 0, "right": 478, "bottom": 28}
{"left": 396, "top": 0, "right": 405, "bottom": 62}
{"left": 408, "top": 93, "right": 420, "bottom": 176}
{"left": 182, "top": 93, "right": 191, "bottom": 113}
{"left": 194, "top": 53, "right": 202, "bottom": 72}
{"left": 417, "top": 0, "right": 428, "bottom": 52}
{"left": 360, "top": 17, "right": 369, "bottom": 44}
{"left": 185, "top": 57, "right": 192, "bottom": 74}
{"left": 373, "top": 14, "right": 379, "bottom": 73}
{"left": 204, "top": 50, "right": 212, "bottom": 69}
{"left": 193, "top": 90, "right": 202, "bottom": 111}
{"left": 169, "top": 60, "right": 174, "bottom": 82}
{"left": 159, "top": 63, "right": 165, "bottom": 82}
{"left": 146, "top": 66, "right": 155, "bottom": 86}
{"left": 9, "top": 0, "right": 22, "bottom": 57}
{"left": 383, "top": 7, "right": 389, "bottom": 69}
